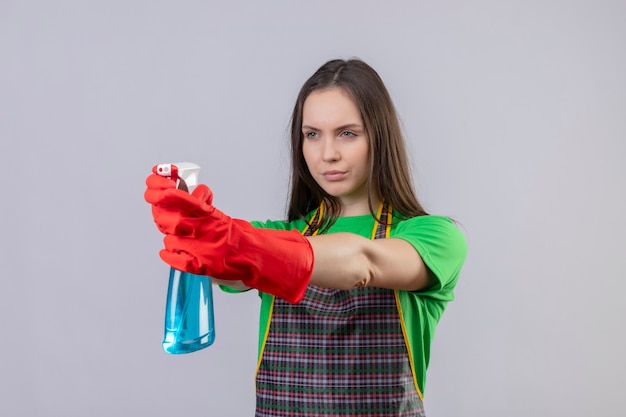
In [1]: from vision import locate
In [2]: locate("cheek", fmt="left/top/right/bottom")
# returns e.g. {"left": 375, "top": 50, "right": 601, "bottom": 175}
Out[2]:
{"left": 353, "top": 142, "right": 370, "bottom": 170}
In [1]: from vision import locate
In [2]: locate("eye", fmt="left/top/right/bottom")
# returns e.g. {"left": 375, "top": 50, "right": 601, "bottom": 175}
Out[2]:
{"left": 304, "top": 131, "right": 319, "bottom": 139}
{"left": 340, "top": 130, "right": 356, "bottom": 137}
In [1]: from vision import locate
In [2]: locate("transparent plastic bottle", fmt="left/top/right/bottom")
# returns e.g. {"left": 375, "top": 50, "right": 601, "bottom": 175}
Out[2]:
{"left": 162, "top": 268, "right": 215, "bottom": 354}
{"left": 156, "top": 162, "right": 216, "bottom": 354}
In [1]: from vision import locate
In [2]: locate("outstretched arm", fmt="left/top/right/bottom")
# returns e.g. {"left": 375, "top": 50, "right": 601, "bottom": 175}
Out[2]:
{"left": 215, "top": 233, "right": 433, "bottom": 292}
{"left": 146, "top": 168, "right": 440, "bottom": 300}
{"left": 307, "top": 233, "right": 434, "bottom": 291}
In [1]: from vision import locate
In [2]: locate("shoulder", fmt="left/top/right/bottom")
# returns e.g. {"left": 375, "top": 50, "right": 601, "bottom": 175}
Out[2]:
{"left": 391, "top": 214, "right": 468, "bottom": 290}
{"left": 392, "top": 215, "right": 466, "bottom": 248}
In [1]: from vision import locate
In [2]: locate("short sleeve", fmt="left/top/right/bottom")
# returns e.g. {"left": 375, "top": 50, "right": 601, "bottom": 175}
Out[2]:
{"left": 393, "top": 215, "right": 468, "bottom": 301}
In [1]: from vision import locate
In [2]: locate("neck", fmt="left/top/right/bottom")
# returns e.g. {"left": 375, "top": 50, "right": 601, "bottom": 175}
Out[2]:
{"left": 338, "top": 193, "right": 381, "bottom": 217}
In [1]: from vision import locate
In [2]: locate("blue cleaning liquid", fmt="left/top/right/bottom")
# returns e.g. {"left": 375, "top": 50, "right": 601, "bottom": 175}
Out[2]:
{"left": 163, "top": 268, "right": 215, "bottom": 354}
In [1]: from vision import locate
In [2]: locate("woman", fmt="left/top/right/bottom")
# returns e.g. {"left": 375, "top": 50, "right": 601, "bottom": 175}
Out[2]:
{"left": 145, "top": 58, "right": 467, "bottom": 416}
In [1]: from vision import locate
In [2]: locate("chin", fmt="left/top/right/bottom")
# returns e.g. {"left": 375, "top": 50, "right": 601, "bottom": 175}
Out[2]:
{"left": 318, "top": 180, "right": 368, "bottom": 201}
{"left": 322, "top": 186, "right": 352, "bottom": 198}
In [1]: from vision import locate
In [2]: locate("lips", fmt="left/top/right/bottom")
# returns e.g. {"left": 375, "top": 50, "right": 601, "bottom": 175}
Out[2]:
{"left": 322, "top": 170, "right": 348, "bottom": 181}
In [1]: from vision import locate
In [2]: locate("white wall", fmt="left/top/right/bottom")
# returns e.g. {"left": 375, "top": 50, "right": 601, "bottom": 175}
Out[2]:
{"left": 1, "top": 1, "right": 624, "bottom": 416}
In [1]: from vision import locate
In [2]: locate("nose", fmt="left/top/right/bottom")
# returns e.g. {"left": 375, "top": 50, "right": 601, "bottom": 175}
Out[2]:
{"left": 322, "top": 138, "right": 340, "bottom": 162}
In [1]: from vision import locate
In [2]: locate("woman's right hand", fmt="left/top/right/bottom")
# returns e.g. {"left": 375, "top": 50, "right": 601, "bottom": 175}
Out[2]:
{"left": 144, "top": 170, "right": 217, "bottom": 237}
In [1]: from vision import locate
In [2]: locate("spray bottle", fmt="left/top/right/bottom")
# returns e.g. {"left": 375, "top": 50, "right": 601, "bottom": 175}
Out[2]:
{"left": 156, "top": 162, "right": 216, "bottom": 354}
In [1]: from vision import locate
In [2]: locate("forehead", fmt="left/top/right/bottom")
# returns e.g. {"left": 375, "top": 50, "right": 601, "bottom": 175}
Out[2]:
{"left": 302, "top": 88, "right": 362, "bottom": 126}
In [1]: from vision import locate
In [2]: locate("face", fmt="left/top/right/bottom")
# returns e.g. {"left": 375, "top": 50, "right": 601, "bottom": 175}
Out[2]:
{"left": 301, "top": 88, "right": 372, "bottom": 215}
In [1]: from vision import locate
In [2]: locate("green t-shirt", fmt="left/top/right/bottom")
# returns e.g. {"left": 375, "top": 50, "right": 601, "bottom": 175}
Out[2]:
{"left": 232, "top": 212, "right": 468, "bottom": 395}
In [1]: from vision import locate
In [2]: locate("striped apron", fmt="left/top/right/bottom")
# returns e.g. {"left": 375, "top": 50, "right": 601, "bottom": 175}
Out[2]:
{"left": 255, "top": 203, "right": 426, "bottom": 416}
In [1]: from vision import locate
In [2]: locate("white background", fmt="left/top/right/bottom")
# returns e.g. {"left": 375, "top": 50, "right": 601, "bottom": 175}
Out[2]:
{"left": 1, "top": 1, "right": 625, "bottom": 416}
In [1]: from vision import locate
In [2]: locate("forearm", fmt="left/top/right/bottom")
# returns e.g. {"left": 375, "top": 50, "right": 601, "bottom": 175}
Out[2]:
{"left": 306, "top": 233, "right": 373, "bottom": 289}
{"left": 213, "top": 236, "right": 364, "bottom": 291}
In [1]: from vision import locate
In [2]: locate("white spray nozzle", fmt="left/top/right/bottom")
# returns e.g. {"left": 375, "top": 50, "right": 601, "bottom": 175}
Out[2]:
{"left": 155, "top": 162, "right": 201, "bottom": 191}
{"left": 156, "top": 163, "right": 175, "bottom": 178}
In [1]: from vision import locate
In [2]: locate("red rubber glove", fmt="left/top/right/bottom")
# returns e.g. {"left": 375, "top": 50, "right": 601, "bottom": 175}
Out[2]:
{"left": 145, "top": 173, "right": 217, "bottom": 236}
{"left": 144, "top": 172, "right": 314, "bottom": 304}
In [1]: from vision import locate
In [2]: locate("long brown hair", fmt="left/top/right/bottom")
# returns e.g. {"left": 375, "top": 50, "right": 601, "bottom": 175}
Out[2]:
{"left": 287, "top": 59, "right": 427, "bottom": 231}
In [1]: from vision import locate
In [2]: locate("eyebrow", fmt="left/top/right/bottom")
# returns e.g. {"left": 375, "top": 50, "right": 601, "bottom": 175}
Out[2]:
{"left": 301, "top": 123, "right": 364, "bottom": 131}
